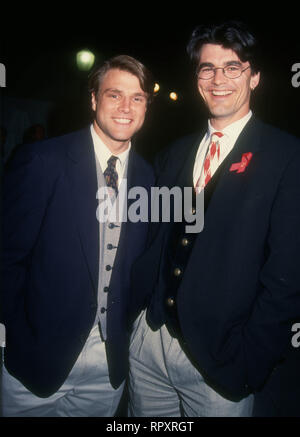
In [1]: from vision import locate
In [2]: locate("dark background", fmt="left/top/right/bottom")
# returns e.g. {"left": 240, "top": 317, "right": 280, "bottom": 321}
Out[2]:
{"left": 1, "top": 7, "right": 299, "bottom": 162}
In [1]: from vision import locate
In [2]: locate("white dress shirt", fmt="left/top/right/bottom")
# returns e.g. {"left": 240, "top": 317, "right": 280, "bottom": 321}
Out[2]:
{"left": 90, "top": 124, "right": 131, "bottom": 188}
{"left": 193, "top": 111, "right": 252, "bottom": 187}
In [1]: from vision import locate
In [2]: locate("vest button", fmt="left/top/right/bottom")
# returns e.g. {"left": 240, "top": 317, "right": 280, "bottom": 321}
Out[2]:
{"left": 106, "top": 265, "right": 112, "bottom": 271}
{"left": 100, "top": 307, "right": 106, "bottom": 314}
{"left": 103, "top": 286, "right": 109, "bottom": 293}
{"left": 181, "top": 237, "right": 189, "bottom": 247}
{"left": 107, "top": 243, "right": 114, "bottom": 250}
{"left": 108, "top": 223, "right": 115, "bottom": 229}
{"left": 174, "top": 267, "right": 182, "bottom": 277}
{"left": 166, "top": 297, "right": 175, "bottom": 307}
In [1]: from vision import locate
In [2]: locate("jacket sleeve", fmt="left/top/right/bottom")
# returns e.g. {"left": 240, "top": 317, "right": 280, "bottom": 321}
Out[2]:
{"left": 1, "top": 145, "right": 50, "bottom": 324}
{"left": 243, "top": 147, "right": 300, "bottom": 390}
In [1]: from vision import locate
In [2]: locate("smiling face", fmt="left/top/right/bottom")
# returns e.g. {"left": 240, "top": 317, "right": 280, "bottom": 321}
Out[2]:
{"left": 91, "top": 68, "right": 147, "bottom": 154}
{"left": 197, "top": 44, "right": 260, "bottom": 130}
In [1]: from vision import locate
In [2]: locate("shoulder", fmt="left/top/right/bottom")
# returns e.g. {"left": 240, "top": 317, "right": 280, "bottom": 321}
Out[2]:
{"left": 31, "top": 128, "right": 91, "bottom": 159}
{"left": 6, "top": 128, "right": 92, "bottom": 171}
{"left": 154, "top": 132, "right": 204, "bottom": 176}
{"left": 163, "top": 132, "right": 202, "bottom": 158}
{"left": 255, "top": 118, "right": 300, "bottom": 154}
{"left": 129, "top": 150, "right": 155, "bottom": 184}
{"left": 252, "top": 118, "right": 300, "bottom": 185}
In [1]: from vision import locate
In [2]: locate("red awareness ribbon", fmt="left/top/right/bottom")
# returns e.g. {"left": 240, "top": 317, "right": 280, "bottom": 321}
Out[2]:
{"left": 230, "top": 152, "right": 253, "bottom": 173}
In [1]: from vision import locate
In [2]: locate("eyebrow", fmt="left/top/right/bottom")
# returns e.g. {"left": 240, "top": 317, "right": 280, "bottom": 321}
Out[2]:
{"left": 103, "top": 88, "right": 122, "bottom": 94}
{"left": 103, "top": 88, "right": 147, "bottom": 98}
{"left": 198, "top": 60, "right": 243, "bottom": 69}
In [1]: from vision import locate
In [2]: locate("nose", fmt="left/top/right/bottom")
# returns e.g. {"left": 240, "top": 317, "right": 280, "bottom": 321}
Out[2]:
{"left": 213, "top": 68, "right": 227, "bottom": 85}
{"left": 118, "top": 96, "right": 131, "bottom": 113}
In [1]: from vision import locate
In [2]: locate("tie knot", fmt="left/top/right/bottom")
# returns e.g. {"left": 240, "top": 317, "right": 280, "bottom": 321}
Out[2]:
{"left": 211, "top": 131, "right": 223, "bottom": 141}
{"left": 107, "top": 155, "right": 118, "bottom": 168}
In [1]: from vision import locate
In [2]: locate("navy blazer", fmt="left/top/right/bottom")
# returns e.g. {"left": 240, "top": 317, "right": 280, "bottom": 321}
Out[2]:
{"left": 1, "top": 127, "right": 154, "bottom": 397}
{"left": 132, "top": 117, "right": 300, "bottom": 400}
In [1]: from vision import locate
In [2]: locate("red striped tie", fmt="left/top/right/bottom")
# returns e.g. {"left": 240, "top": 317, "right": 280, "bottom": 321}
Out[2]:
{"left": 195, "top": 131, "right": 223, "bottom": 192}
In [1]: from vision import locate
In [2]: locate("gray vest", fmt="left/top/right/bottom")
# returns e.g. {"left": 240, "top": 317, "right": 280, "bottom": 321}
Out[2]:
{"left": 94, "top": 155, "right": 128, "bottom": 340}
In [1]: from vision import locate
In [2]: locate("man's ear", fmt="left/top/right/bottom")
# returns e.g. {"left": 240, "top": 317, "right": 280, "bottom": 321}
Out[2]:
{"left": 250, "top": 71, "right": 260, "bottom": 91}
{"left": 91, "top": 92, "right": 97, "bottom": 111}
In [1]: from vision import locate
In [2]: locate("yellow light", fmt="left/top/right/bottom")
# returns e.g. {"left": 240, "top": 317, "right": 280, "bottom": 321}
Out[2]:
{"left": 76, "top": 50, "right": 95, "bottom": 71}
{"left": 154, "top": 83, "right": 160, "bottom": 93}
{"left": 169, "top": 92, "right": 178, "bottom": 101}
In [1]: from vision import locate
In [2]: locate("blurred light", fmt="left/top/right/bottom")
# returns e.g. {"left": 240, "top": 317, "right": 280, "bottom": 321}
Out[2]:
{"left": 76, "top": 50, "right": 95, "bottom": 71}
{"left": 154, "top": 83, "right": 160, "bottom": 93}
{"left": 169, "top": 92, "right": 178, "bottom": 101}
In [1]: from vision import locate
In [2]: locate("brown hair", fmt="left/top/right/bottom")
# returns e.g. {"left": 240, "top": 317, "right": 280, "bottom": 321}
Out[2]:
{"left": 88, "top": 55, "right": 154, "bottom": 104}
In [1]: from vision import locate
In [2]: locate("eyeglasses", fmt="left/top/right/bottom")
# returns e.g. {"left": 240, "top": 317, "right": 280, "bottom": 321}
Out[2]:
{"left": 197, "top": 65, "right": 250, "bottom": 80}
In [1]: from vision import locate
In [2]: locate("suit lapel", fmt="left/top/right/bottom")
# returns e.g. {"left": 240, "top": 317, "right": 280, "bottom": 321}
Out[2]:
{"left": 147, "top": 131, "right": 205, "bottom": 244}
{"left": 66, "top": 128, "right": 99, "bottom": 295}
{"left": 173, "top": 131, "right": 206, "bottom": 190}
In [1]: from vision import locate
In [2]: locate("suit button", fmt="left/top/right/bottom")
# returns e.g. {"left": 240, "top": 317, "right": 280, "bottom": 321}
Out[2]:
{"left": 181, "top": 237, "right": 189, "bottom": 247}
{"left": 166, "top": 297, "right": 175, "bottom": 307}
{"left": 174, "top": 267, "right": 182, "bottom": 277}
{"left": 107, "top": 243, "right": 117, "bottom": 250}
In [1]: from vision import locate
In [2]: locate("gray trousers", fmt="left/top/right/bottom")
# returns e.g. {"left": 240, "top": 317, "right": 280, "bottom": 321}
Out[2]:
{"left": 128, "top": 311, "right": 253, "bottom": 417}
{"left": 1, "top": 325, "right": 124, "bottom": 417}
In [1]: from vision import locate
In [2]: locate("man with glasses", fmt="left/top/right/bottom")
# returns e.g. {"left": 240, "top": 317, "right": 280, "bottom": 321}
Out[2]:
{"left": 128, "top": 21, "right": 300, "bottom": 416}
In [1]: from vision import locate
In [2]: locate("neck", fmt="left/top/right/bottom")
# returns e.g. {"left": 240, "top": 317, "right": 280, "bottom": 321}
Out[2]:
{"left": 92, "top": 121, "right": 130, "bottom": 155}
{"left": 105, "top": 140, "right": 130, "bottom": 155}
{"left": 209, "top": 108, "right": 251, "bottom": 131}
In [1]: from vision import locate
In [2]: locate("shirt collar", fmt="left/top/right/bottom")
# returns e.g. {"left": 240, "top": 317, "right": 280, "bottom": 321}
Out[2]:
{"left": 90, "top": 124, "right": 131, "bottom": 171}
{"left": 207, "top": 110, "right": 252, "bottom": 143}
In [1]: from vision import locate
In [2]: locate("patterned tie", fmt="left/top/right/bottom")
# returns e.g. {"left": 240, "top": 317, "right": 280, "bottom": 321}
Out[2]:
{"left": 195, "top": 131, "right": 223, "bottom": 192}
{"left": 103, "top": 155, "right": 119, "bottom": 196}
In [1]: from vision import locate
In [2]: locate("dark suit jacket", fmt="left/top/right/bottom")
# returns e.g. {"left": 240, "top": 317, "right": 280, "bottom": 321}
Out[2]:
{"left": 1, "top": 127, "right": 154, "bottom": 397}
{"left": 132, "top": 116, "right": 300, "bottom": 400}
